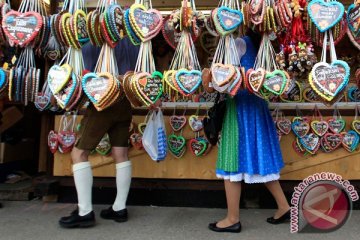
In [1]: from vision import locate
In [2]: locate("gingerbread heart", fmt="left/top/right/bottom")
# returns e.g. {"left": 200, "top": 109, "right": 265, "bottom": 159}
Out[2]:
{"left": 263, "top": 70, "right": 287, "bottom": 95}
{"left": 328, "top": 118, "right": 346, "bottom": 134}
{"left": 189, "top": 115, "right": 203, "bottom": 132}
{"left": 48, "top": 64, "right": 72, "bottom": 94}
{"left": 35, "top": 93, "right": 50, "bottom": 111}
{"left": 48, "top": 130, "right": 58, "bottom": 154}
{"left": 136, "top": 71, "right": 163, "bottom": 104}
{"left": 138, "top": 123, "right": 147, "bottom": 135}
{"left": 347, "top": 86, "right": 360, "bottom": 102}
{"left": 211, "top": 63, "right": 236, "bottom": 87}
{"left": 308, "top": 0, "right": 344, "bottom": 32}
{"left": 175, "top": 69, "right": 202, "bottom": 95}
{"left": 320, "top": 136, "right": 333, "bottom": 153}
{"left": 352, "top": 120, "right": 360, "bottom": 135}
{"left": 217, "top": 7, "right": 243, "bottom": 31}
{"left": 130, "top": 133, "right": 143, "bottom": 150}
{"left": 82, "top": 72, "right": 114, "bottom": 105}
{"left": 323, "top": 133, "right": 342, "bottom": 150}
{"left": 347, "top": 4, "right": 360, "bottom": 50}
{"left": 202, "top": 68, "right": 215, "bottom": 93}
{"left": 129, "top": 4, "right": 163, "bottom": 42}
{"left": 310, "top": 60, "right": 350, "bottom": 101}
{"left": 169, "top": 116, "right": 187, "bottom": 132}
{"left": 277, "top": 119, "right": 292, "bottom": 135}
{"left": 168, "top": 134, "right": 186, "bottom": 154}
{"left": 303, "top": 86, "right": 321, "bottom": 102}
{"left": 189, "top": 138, "right": 207, "bottom": 156}
{"left": 292, "top": 119, "right": 310, "bottom": 138}
{"left": 293, "top": 139, "right": 307, "bottom": 157}
{"left": 247, "top": 68, "right": 265, "bottom": 92}
{"left": 300, "top": 133, "right": 320, "bottom": 154}
{"left": 280, "top": 81, "right": 303, "bottom": 103}
{"left": 311, "top": 120, "right": 329, "bottom": 136}
{"left": 53, "top": 73, "right": 77, "bottom": 109}
{"left": 341, "top": 130, "right": 360, "bottom": 152}
{"left": 2, "top": 10, "right": 43, "bottom": 46}
{"left": 57, "top": 131, "right": 76, "bottom": 149}
{"left": 96, "top": 134, "right": 112, "bottom": 155}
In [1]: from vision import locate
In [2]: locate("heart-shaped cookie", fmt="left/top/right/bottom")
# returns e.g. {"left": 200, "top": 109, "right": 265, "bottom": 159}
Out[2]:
{"left": 211, "top": 63, "right": 236, "bottom": 87}
{"left": 347, "top": 4, "right": 360, "bottom": 50}
{"left": 48, "top": 130, "right": 59, "bottom": 154}
{"left": 293, "top": 139, "right": 307, "bottom": 157}
{"left": 291, "top": 119, "right": 310, "bottom": 138}
{"left": 323, "top": 133, "right": 343, "bottom": 150}
{"left": 311, "top": 120, "right": 329, "bottom": 137}
{"left": 303, "top": 86, "right": 321, "bottom": 102}
{"left": 96, "top": 134, "right": 112, "bottom": 155}
{"left": 263, "top": 70, "right": 287, "bottom": 95}
{"left": 82, "top": 72, "right": 114, "bottom": 105}
{"left": 280, "top": 81, "right": 303, "bottom": 103}
{"left": 169, "top": 116, "right": 187, "bottom": 132}
{"left": 2, "top": 10, "right": 43, "bottom": 46}
{"left": 189, "top": 138, "right": 207, "bottom": 156}
{"left": 175, "top": 69, "right": 202, "bottom": 95}
{"left": 138, "top": 123, "right": 147, "bottom": 135}
{"left": 189, "top": 115, "right": 203, "bottom": 132}
{"left": 352, "top": 120, "right": 360, "bottom": 135}
{"left": 130, "top": 133, "right": 143, "bottom": 150}
{"left": 35, "top": 93, "right": 51, "bottom": 111}
{"left": 48, "top": 64, "right": 72, "bottom": 94}
{"left": 168, "top": 134, "right": 186, "bottom": 154}
{"left": 57, "top": 131, "right": 76, "bottom": 149}
{"left": 217, "top": 7, "right": 243, "bottom": 31}
{"left": 300, "top": 133, "right": 320, "bottom": 154}
{"left": 136, "top": 71, "right": 163, "bottom": 104}
{"left": 247, "top": 68, "right": 265, "bottom": 92}
{"left": 341, "top": 130, "right": 360, "bottom": 152}
{"left": 310, "top": 60, "right": 350, "bottom": 101}
{"left": 347, "top": 86, "right": 360, "bottom": 102}
{"left": 129, "top": 4, "right": 163, "bottom": 42}
{"left": 202, "top": 68, "right": 215, "bottom": 93}
{"left": 277, "top": 118, "right": 292, "bottom": 135}
{"left": 205, "top": 15, "right": 219, "bottom": 37}
{"left": 328, "top": 118, "right": 346, "bottom": 134}
{"left": 53, "top": 73, "right": 77, "bottom": 109}
{"left": 307, "top": 0, "right": 344, "bottom": 32}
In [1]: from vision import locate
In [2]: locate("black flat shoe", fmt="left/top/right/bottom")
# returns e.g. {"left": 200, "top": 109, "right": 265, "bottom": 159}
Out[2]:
{"left": 100, "top": 207, "right": 128, "bottom": 222}
{"left": 266, "top": 210, "right": 290, "bottom": 224}
{"left": 59, "top": 210, "right": 96, "bottom": 228}
{"left": 208, "top": 221, "right": 242, "bottom": 233}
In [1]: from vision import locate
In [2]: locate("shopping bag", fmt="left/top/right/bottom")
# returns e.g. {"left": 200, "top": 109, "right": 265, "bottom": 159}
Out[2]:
{"left": 142, "top": 110, "right": 167, "bottom": 161}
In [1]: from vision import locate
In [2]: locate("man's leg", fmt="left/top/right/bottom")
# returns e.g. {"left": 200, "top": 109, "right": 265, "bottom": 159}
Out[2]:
{"left": 100, "top": 147, "right": 132, "bottom": 222}
{"left": 59, "top": 147, "right": 96, "bottom": 228}
{"left": 71, "top": 147, "right": 93, "bottom": 216}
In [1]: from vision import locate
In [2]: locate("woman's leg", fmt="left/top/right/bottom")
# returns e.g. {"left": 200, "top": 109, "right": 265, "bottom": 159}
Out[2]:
{"left": 216, "top": 180, "right": 242, "bottom": 227}
{"left": 264, "top": 180, "right": 290, "bottom": 218}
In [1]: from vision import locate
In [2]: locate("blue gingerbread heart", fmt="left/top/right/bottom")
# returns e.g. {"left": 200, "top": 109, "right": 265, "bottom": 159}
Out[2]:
{"left": 0, "top": 68, "right": 6, "bottom": 90}
{"left": 217, "top": 7, "right": 243, "bottom": 31}
{"left": 308, "top": 0, "right": 344, "bottom": 32}
{"left": 175, "top": 69, "right": 202, "bottom": 95}
{"left": 347, "top": 4, "right": 360, "bottom": 38}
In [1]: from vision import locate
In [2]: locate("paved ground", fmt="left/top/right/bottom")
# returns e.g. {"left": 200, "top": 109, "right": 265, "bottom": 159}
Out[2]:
{"left": 0, "top": 201, "right": 360, "bottom": 240}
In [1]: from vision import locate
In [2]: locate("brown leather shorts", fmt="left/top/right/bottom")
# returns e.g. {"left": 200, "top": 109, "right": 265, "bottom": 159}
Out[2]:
{"left": 75, "top": 97, "right": 132, "bottom": 150}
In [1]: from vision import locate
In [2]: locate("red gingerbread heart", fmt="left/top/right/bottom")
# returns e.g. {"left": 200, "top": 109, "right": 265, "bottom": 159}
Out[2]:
{"left": 2, "top": 10, "right": 43, "bottom": 47}
{"left": 48, "top": 130, "right": 59, "bottom": 154}
{"left": 57, "top": 131, "right": 76, "bottom": 148}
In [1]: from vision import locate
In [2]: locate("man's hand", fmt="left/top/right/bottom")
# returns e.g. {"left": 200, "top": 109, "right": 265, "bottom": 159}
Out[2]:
{"left": 148, "top": 99, "right": 162, "bottom": 110}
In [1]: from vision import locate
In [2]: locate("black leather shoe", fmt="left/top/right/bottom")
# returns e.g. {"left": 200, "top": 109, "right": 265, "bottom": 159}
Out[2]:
{"left": 266, "top": 210, "right": 290, "bottom": 224}
{"left": 208, "top": 221, "right": 242, "bottom": 233}
{"left": 100, "top": 207, "right": 128, "bottom": 222}
{"left": 59, "top": 210, "right": 96, "bottom": 228}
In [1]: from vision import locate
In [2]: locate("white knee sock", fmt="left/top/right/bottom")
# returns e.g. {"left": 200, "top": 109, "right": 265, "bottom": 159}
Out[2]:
{"left": 113, "top": 161, "right": 132, "bottom": 211}
{"left": 73, "top": 162, "right": 93, "bottom": 216}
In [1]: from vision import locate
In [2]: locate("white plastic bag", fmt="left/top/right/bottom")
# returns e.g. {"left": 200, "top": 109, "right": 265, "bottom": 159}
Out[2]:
{"left": 142, "top": 110, "right": 167, "bottom": 161}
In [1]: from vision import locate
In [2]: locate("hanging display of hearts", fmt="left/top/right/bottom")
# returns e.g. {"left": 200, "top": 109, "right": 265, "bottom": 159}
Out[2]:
{"left": 161, "top": 0, "right": 203, "bottom": 100}
{"left": 246, "top": 34, "right": 290, "bottom": 99}
{"left": 48, "top": 112, "right": 77, "bottom": 154}
{"left": 308, "top": 1, "right": 350, "bottom": 104}
{"left": 204, "top": 0, "right": 243, "bottom": 97}
{"left": 347, "top": 1, "right": 360, "bottom": 50}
